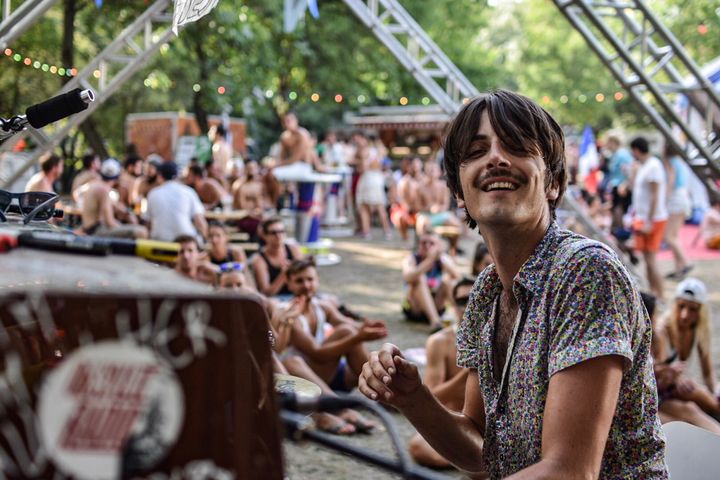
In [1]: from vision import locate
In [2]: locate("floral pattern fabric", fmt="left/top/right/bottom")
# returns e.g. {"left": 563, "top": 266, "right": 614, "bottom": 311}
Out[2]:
{"left": 457, "top": 223, "right": 668, "bottom": 479}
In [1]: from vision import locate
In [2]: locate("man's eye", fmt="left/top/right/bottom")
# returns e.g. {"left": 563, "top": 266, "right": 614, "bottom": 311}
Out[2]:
{"left": 463, "top": 149, "right": 486, "bottom": 162}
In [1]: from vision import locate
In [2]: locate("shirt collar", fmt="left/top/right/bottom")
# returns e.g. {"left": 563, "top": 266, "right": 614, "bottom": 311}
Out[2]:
{"left": 474, "top": 222, "right": 560, "bottom": 305}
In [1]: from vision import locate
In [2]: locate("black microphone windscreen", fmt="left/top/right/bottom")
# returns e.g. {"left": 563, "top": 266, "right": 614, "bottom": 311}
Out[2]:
{"left": 25, "top": 88, "right": 90, "bottom": 129}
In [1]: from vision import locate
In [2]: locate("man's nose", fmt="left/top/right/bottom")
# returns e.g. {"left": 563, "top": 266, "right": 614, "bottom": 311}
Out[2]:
{"left": 486, "top": 139, "right": 511, "bottom": 169}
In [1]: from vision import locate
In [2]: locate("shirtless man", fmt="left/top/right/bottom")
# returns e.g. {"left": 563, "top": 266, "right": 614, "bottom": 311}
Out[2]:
{"left": 174, "top": 234, "right": 217, "bottom": 285}
{"left": 391, "top": 157, "right": 425, "bottom": 242}
{"left": 81, "top": 158, "right": 147, "bottom": 238}
{"left": 416, "top": 161, "right": 463, "bottom": 252}
{"left": 25, "top": 154, "right": 63, "bottom": 193}
{"left": 132, "top": 155, "right": 162, "bottom": 205}
{"left": 185, "top": 164, "right": 228, "bottom": 210}
{"left": 231, "top": 160, "right": 269, "bottom": 213}
{"left": 278, "top": 112, "right": 315, "bottom": 166}
{"left": 281, "top": 258, "right": 388, "bottom": 395}
{"left": 118, "top": 154, "right": 143, "bottom": 208}
{"left": 71, "top": 153, "right": 100, "bottom": 196}
{"left": 211, "top": 124, "right": 233, "bottom": 179}
{"left": 408, "top": 277, "right": 474, "bottom": 468}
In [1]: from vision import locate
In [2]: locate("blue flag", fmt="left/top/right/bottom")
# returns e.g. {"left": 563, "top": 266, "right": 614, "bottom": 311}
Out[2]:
{"left": 307, "top": 0, "right": 319, "bottom": 19}
{"left": 579, "top": 124, "right": 600, "bottom": 191}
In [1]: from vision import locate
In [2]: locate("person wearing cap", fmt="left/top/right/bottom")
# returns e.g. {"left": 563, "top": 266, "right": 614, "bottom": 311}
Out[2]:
{"left": 642, "top": 291, "right": 720, "bottom": 435}
{"left": 145, "top": 161, "right": 207, "bottom": 243}
{"left": 80, "top": 158, "right": 148, "bottom": 239}
{"left": 654, "top": 278, "right": 720, "bottom": 418}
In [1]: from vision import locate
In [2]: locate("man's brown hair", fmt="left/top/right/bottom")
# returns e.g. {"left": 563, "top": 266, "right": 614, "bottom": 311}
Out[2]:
{"left": 286, "top": 257, "right": 316, "bottom": 279}
{"left": 442, "top": 89, "right": 567, "bottom": 229}
{"left": 40, "top": 154, "right": 62, "bottom": 174}
{"left": 174, "top": 234, "right": 199, "bottom": 250}
{"left": 261, "top": 216, "right": 283, "bottom": 234}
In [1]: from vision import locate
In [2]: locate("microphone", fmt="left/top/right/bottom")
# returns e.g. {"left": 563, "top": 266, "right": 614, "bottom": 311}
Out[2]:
{"left": 25, "top": 88, "right": 95, "bottom": 129}
{"left": 279, "top": 392, "right": 364, "bottom": 413}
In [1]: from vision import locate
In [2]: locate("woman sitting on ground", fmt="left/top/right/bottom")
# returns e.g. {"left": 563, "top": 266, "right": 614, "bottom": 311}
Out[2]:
{"left": 252, "top": 216, "right": 304, "bottom": 299}
{"left": 653, "top": 278, "right": 720, "bottom": 422}
{"left": 206, "top": 221, "right": 248, "bottom": 267}
{"left": 642, "top": 291, "right": 720, "bottom": 434}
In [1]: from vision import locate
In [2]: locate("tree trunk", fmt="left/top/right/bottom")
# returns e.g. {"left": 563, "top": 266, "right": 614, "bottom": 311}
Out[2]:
{"left": 191, "top": 26, "right": 210, "bottom": 134}
{"left": 62, "top": 0, "right": 108, "bottom": 158}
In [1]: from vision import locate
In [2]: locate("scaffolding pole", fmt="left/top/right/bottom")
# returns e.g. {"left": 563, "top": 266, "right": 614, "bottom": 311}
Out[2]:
{"left": 0, "top": 0, "right": 174, "bottom": 188}
{"left": 553, "top": 0, "right": 720, "bottom": 196}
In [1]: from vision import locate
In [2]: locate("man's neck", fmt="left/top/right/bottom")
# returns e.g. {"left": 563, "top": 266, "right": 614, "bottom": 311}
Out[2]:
{"left": 177, "top": 265, "right": 196, "bottom": 278}
{"left": 481, "top": 217, "right": 551, "bottom": 291}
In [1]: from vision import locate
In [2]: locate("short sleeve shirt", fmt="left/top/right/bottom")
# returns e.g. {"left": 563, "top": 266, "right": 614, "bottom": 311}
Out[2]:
{"left": 631, "top": 156, "right": 668, "bottom": 223}
{"left": 607, "top": 148, "right": 633, "bottom": 188}
{"left": 147, "top": 181, "right": 205, "bottom": 242}
{"left": 456, "top": 223, "right": 667, "bottom": 479}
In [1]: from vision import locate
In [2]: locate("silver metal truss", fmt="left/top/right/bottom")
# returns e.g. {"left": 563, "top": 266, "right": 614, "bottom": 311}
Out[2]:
{"left": 0, "top": 0, "right": 175, "bottom": 188}
{"left": 0, "top": 0, "right": 59, "bottom": 49}
{"left": 342, "top": 0, "right": 479, "bottom": 114}
{"left": 553, "top": 0, "right": 720, "bottom": 195}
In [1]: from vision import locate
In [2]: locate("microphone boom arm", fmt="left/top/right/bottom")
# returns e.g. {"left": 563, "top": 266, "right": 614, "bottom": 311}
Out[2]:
{"left": 0, "top": 88, "right": 95, "bottom": 142}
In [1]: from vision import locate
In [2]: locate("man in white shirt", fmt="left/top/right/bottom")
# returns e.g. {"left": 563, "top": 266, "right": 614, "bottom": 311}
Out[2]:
{"left": 630, "top": 136, "right": 668, "bottom": 301}
{"left": 146, "top": 162, "right": 207, "bottom": 243}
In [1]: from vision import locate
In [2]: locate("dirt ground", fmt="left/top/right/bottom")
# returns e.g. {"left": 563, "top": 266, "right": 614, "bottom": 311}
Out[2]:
{"left": 281, "top": 226, "right": 720, "bottom": 480}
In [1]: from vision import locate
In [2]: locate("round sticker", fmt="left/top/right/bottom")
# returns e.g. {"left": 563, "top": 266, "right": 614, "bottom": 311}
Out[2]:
{"left": 38, "top": 341, "right": 184, "bottom": 479}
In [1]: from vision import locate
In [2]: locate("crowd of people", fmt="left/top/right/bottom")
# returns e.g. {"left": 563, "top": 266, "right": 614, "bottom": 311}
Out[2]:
{"left": 21, "top": 96, "right": 720, "bottom": 475}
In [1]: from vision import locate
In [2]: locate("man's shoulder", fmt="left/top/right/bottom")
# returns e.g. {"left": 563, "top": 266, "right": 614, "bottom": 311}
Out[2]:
{"left": 552, "top": 231, "right": 619, "bottom": 268}
{"left": 548, "top": 231, "right": 631, "bottom": 289}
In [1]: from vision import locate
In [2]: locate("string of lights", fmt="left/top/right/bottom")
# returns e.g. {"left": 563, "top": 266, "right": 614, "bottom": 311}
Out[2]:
{"left": 3, "top": 48, "right": 77, "bottom": 77}
{"left": 145, "top": 81, "right": 628, "bottom": 106}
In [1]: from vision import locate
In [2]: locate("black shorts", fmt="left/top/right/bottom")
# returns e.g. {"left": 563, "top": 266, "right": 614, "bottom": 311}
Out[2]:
{"left": 611, "top": 186, "right": 631, "bottom": 213}
{"left": 401, "top": 300, "right": 444, "bottom": 323}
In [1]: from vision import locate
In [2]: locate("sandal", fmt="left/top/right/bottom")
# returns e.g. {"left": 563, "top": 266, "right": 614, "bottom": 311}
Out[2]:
{"left": 313, "top": 413, "right": 356, "bottom": 436}
{"left": 339, "top": 409, "right": 377, "bottom": 434}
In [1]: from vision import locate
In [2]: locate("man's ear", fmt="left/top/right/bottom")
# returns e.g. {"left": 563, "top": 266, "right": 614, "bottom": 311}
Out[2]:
{"left": 546, "top": 182, "right": 560, "bottom": 201}
{"left": 456, "top": 195, "right": 465, "bottom": 209}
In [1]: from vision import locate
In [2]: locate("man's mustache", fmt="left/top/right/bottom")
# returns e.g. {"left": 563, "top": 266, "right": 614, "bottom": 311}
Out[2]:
{"left": 473, "top": 168, "right": 527, "bottom": 189}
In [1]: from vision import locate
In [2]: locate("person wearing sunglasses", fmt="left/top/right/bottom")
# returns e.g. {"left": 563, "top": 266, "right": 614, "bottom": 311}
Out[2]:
{"left": 25, "top": 153, "right": 63, "bottom": 194}
{"left": 0, "top": 190, "right": 60, "bottom": 224}
{"left": 80, "top": 158, "right": 147, "bottom": 239}
{"left": 251, "top": 216, "right": 303, "bottom": 299}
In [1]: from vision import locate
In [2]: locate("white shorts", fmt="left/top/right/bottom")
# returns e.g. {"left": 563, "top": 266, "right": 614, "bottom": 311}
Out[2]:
{"left": 667, "top": 189, "right": 691, "bottom": 217}
{"left": 355, "top": 171, "right": 386, "bottom": 206}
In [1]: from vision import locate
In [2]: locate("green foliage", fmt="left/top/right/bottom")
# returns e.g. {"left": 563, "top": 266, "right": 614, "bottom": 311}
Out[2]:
{"left": 2, "top": 0, "right": 718, "bottom": 156}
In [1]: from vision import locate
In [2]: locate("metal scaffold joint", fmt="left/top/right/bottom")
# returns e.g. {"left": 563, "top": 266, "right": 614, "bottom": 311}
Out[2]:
{"left": 341, "top": 0, "right": 479, "bottom": 114}
{"left": 0, "top": 0, "right": 175, "bottom": 189}
{"left": 552, "top": 0, "right": 720, "bottom": 194}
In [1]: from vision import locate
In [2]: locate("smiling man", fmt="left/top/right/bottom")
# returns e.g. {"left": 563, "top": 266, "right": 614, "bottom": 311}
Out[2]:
{"left": 359, "top": 90, "right": 667, "bottom": 479}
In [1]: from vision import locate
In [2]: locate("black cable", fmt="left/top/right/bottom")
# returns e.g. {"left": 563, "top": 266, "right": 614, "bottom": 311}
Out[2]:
{"left": 281, "top": 392, "right": 452, "bottom": 480}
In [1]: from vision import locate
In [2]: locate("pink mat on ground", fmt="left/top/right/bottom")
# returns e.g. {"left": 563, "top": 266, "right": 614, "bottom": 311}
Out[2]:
{"left": 656, "top": 224, "right": 720, "bottom": 261}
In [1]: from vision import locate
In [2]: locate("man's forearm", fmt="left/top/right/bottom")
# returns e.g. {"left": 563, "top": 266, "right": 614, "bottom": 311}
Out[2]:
{"left": 400, "top": 385, "right": 485, "bottom": 473}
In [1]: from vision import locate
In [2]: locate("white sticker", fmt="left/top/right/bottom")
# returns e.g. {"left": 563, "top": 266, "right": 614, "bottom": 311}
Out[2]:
{"left": 38, "top": 341, "right": 185, "bottom": 479}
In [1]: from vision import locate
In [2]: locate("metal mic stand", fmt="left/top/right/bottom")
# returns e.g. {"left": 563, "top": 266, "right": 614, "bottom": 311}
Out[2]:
{"left": 281, "top": 394, "right": 451, "bottom": 480}
{"left": 0, "top": 114, "right": 29, "bottom": 142}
